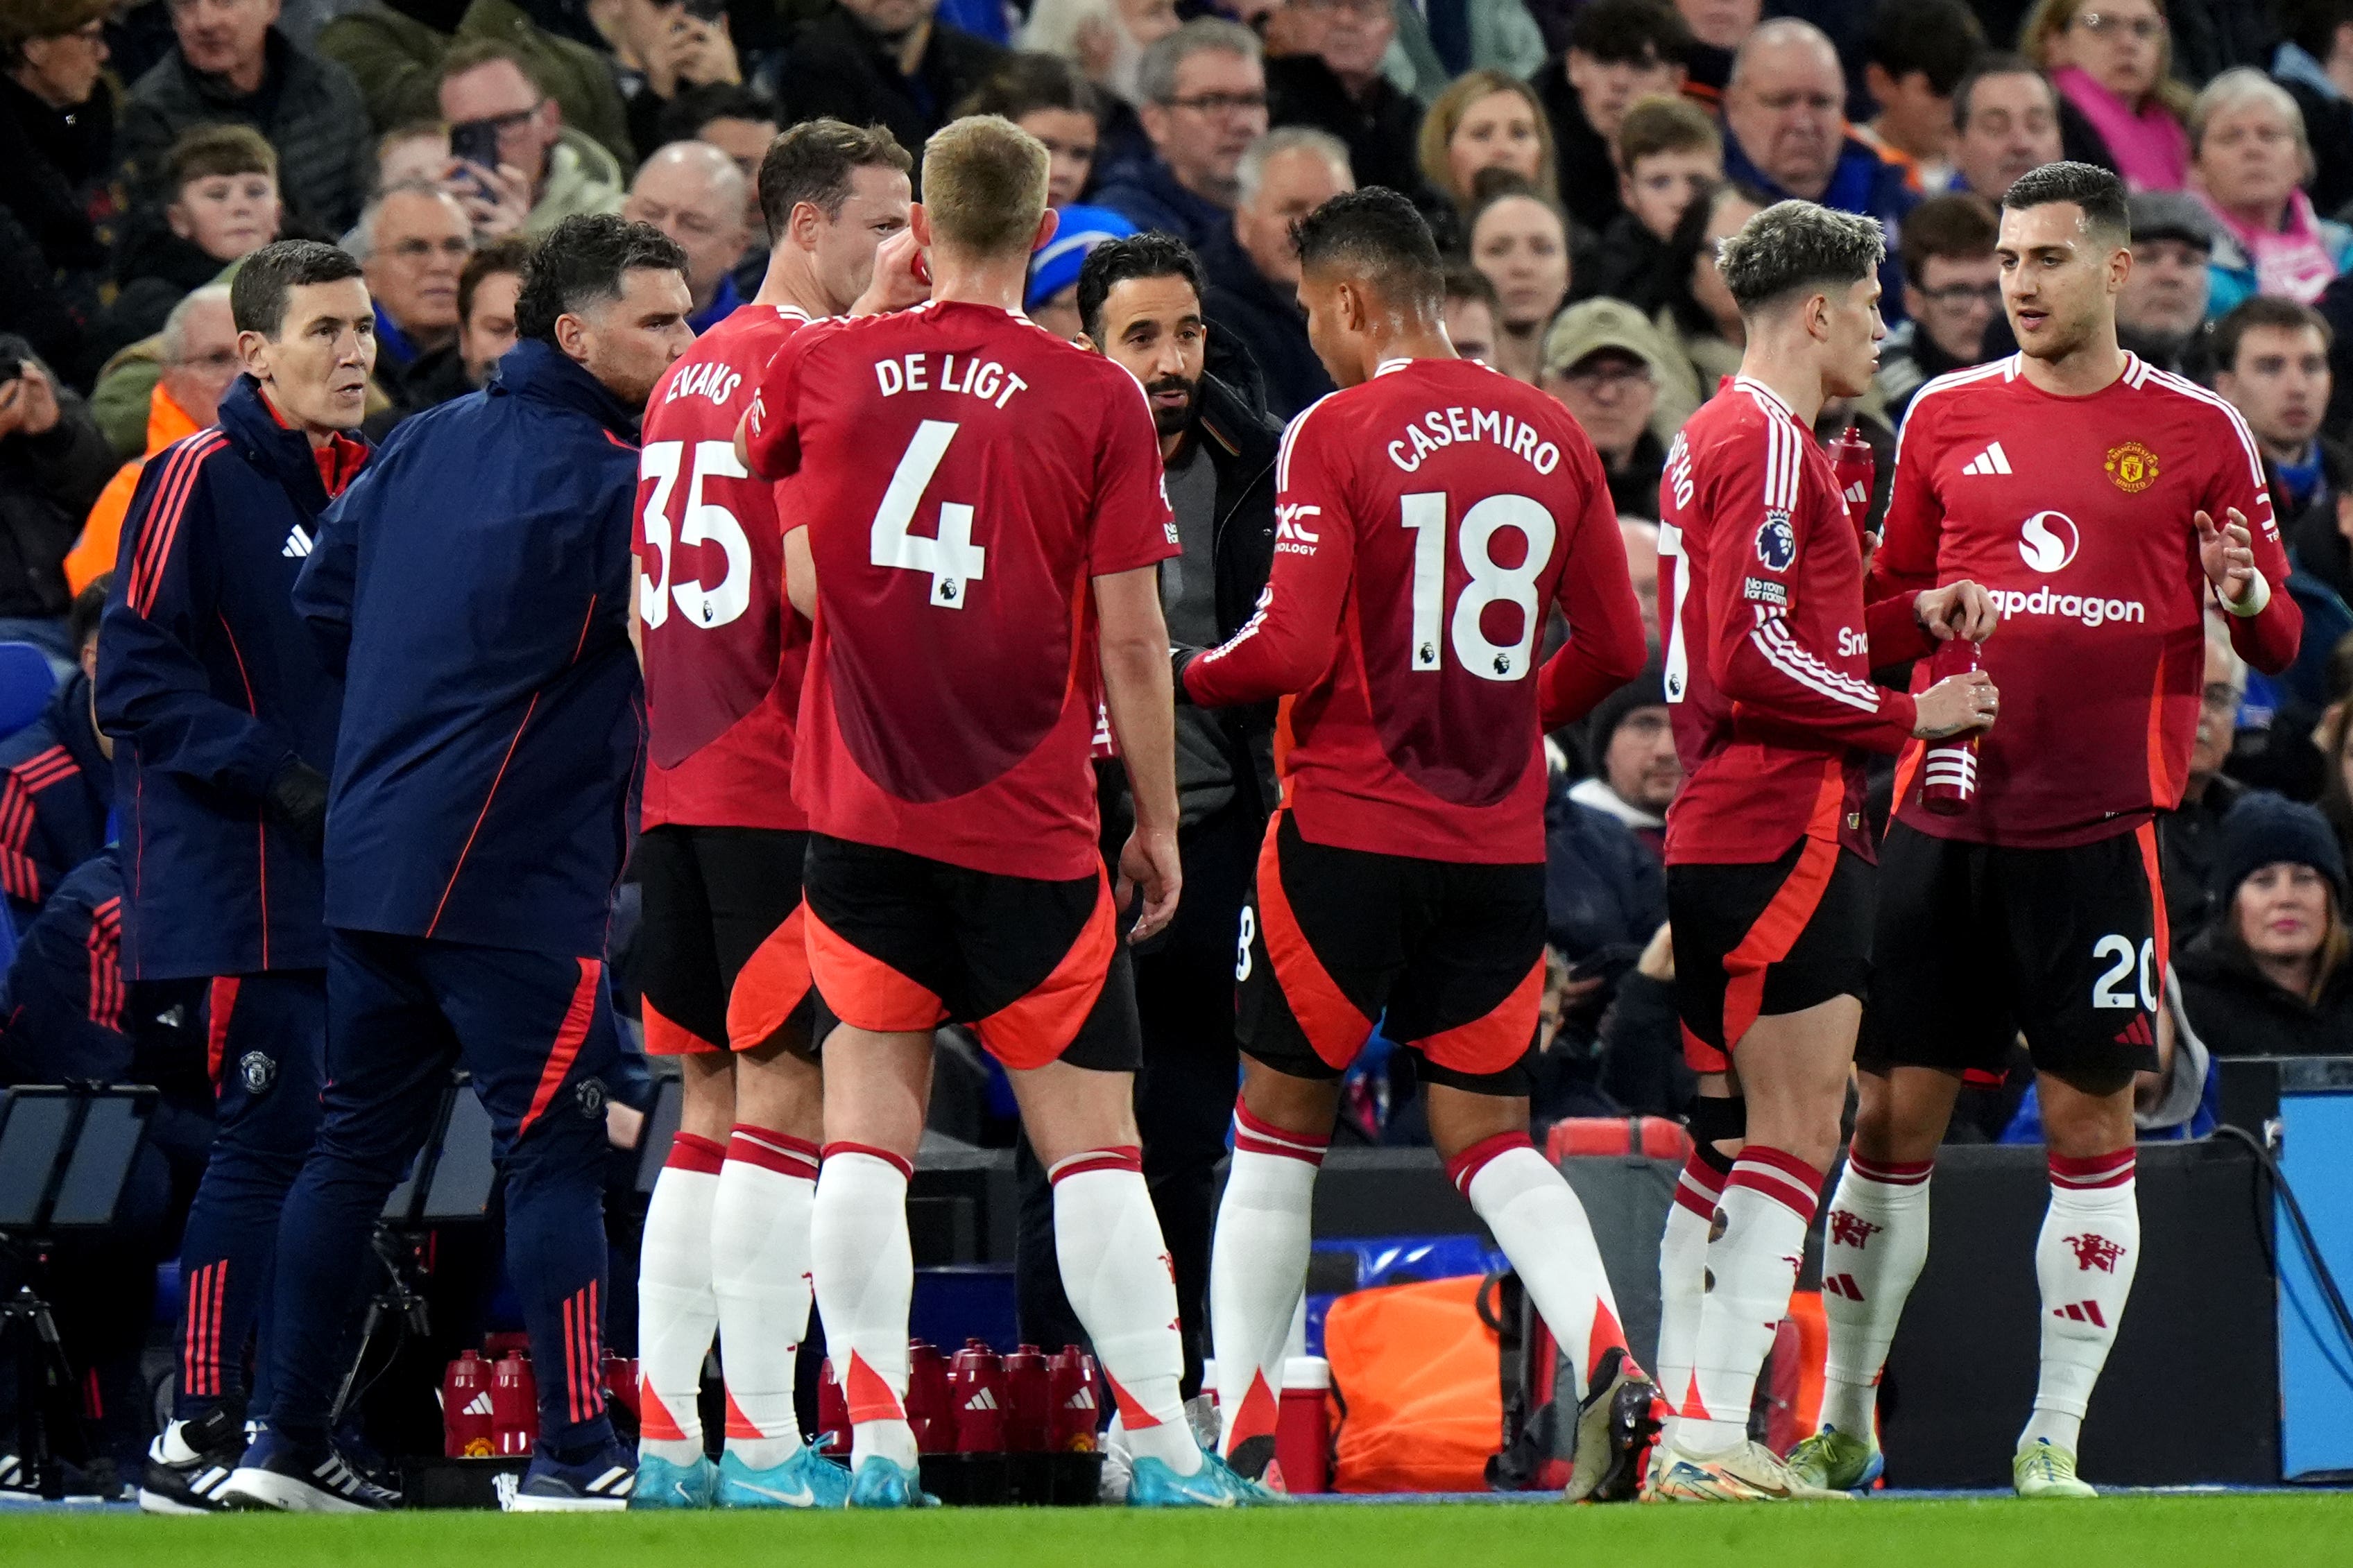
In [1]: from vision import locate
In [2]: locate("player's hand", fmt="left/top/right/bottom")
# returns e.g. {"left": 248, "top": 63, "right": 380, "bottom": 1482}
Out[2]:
{"left": 1636, "top": 921, "right": 1674, "bottom": 983}
{"left": 1116, "top": 826, "right": 1181, "bottom": 945}
{"left": 1911, "top": 669, "right": 1999, "bottom": 739}
{"left": 851, "top": 227, "right": 930, "bottom": 316}
{"left": 2196, "top": 508, "right": 2260, "bottom": 607}
{"left": 1913, "top": 579, "right": 1999, "bottom": 642}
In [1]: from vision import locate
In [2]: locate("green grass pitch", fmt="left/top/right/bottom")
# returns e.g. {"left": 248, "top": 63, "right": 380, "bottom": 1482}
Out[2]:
{"left": 5, "top": 1494, "right": 2351, "bottom": 1568}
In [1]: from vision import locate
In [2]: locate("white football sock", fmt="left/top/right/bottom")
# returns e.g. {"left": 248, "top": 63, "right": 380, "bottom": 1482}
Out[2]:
{"left": 1656, "top": 1148, "right": 1728, "bottom": 1422}
{"left": 1817, "top": 1153, "right": 1933, "bottom": 1440}
{"left": 2019, "top": 1148, "right": 2139, "bottom": 1456}
{"left": 1209, "top": 1106, "right": 1324, "bottom": 1461}
{"left": 810, "top": 1145, "right": 917, "bottom": 1470}
{"left": 1675, "top": 1146, "right": 1822, "bottom": 1457}
{"left": 1451, "top": 1133, "right": 1624, "bottom": 1402}
{"left": 1051, "top": 1148, "right": 1200, "bottom": 1477}
{"left": 712, "top": 1124, "right": 818, "bottom": 1470}
{"left": 636, "top": 1132, "right": 724, "bottom": 1466}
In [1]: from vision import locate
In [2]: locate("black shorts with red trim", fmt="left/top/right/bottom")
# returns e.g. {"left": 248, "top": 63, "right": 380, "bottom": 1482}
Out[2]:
{"left": 1236, "top": 811, "right": 1543, "bottom": 1096}
{"left": 801, "top": 833, "right": 1139, "bottom": 1074}
{"left": 1668, "top": 836, "right": 1874, "bottom": 1074}
{"left": 1858, "top": 820, "right": 2164, "bottom": 1081}
{"left": 632, "top": 825, "right": 814, "bottom": 1057}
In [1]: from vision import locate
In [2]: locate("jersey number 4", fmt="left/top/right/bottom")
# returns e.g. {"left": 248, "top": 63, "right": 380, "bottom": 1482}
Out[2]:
{"left": 640, "top": 439, "right": 752, "bottom": 631}
{"left": 874, "top": 420, "right": 986, "bottom": 609}
{"left": 1400, "top": 492, "right": 1556, "bottom": 680}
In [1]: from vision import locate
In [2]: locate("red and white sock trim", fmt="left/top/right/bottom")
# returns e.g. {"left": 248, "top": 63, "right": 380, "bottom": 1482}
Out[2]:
{"left": 664, "top": 1131, "right": 726, "bottom": 1175}
{"left": 821, "top": 1141, "right": 914, "bottom": 1180}
{"left": 1727, "top": 1145, "right": 1825, "bottom": 1222}
{"left": 1847, "top": 1153, "right": 1933, "bottom": 1187}
{"left": 1232, "top": 1103, "right": 1329, "bottom": 1166}
{"left": 1444, "top": 1130, "right": 1533, "bottom": 1197}
{"left": 1672, "top": 1149, "right": 1729, "bottom": 1220}
{"left": 1047, "top": 1146, "right": 1144, "bottom": 1184}
{"left": 728, "top": 1123, "right": 820, "bottom": 1180}
{"left": 2049, "top": 1148, "right": 2135, "bottom": 1191}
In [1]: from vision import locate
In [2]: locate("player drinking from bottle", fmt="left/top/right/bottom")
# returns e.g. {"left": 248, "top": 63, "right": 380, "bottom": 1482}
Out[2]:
{"left": 1797, "top": 161, "right": 2301, "bottom": 1500}
{"left": 1645, "top": 199, "right": 1999, "bottom": 1503}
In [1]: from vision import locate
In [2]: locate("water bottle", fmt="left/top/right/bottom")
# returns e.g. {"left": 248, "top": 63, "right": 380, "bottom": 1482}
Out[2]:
{"left": 950, "top": 1341, "right": 1007, "bottom": 1453}
{"left": 1919, "top": 635, "right": 1984, "bottom": 816}
{"left": 442, "top": 1350, "right": 494, "bottom": 1458}
{"left": 490, "top": 1350, "right": 538, "bottom": 1457}
{"left": 1828, "top": 424, "right": 1876, "bottom": 542}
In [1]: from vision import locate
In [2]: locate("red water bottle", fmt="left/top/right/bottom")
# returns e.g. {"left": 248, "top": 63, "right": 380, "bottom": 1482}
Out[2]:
{"left": 443, "top": 1350, "right": 494, "bottom": 1458}
{"left": 1919, "top": 635, "right": 1984, "bottom": 816}
{"left": 816, "top": 1358, "right": 850, "bottom": 1457}
{"left": 490, "top": 1350, "right": 538, "bottom": 1456}
{"left": 1048, "top": 1345, "right": 1100, "bottom": 1451}
{"left": 950, "top": 1341, "right": 1007, "bottom": 1452}
{"left": 1828, "top": 424, "right": 1876, "bottom": 542}
{"left": 1003, "top": 1344, "right": 1052, "bottom": 1452}
{"left": 907, "top": 1341, "right": 954, "bottom": 1454}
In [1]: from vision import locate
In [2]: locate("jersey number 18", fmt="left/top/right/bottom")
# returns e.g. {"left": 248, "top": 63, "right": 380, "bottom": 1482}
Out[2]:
{"left": 1399, "top": 491, "right": 1556, "bottom": 681}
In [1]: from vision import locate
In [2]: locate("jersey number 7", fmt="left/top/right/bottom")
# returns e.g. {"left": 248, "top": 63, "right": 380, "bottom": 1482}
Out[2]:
{"left": 873, "top": 419, "right": 987, "bottom": 608}
{"left": 1400, "top": 491, "right": 1557, "bottom": 680}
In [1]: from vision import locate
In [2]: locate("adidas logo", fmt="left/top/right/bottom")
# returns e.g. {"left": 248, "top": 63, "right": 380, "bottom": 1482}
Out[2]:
{"left": 1960, "top": 442, "right": 2013, "bottom": 476}
{"left": 1821, "top": 1273, "right": 1865, "bottom": 1301}
{"left": 2053, "top": 1299, "right": 2107, "bottom": 1327}
{"left": 282, "top": 525, "right": 314, "bottom": 559}
{"left": 1843, "top": 480, "right": 1868, "bottom": 504}
{"left": 2112, "top": 1015, "right": 2155, "bottom": 1048}
{"left": 963, "top": 1388, "right": 999, "bottom": 1411}
{"left": 1063, "top": 1389, "right": 1095, "bottom": 1410}
{"left": 463, "top": 1392, "right": 493, "bottom": 1417}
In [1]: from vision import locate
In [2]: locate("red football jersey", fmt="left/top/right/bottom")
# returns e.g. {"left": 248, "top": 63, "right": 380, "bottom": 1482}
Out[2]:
{"left": 744, "top": 300, "right": 1176, "bottom": 880}
{"left": 634, "top": 304, "right": 812, "bottom": 831}
{"left": 1659, "top": 376, "right": 1931, "bottom": 866}
{"left": 1183, "top": 356, "right": 1645, "bottom": 864}
{"left": 1876, "top": 353, "right": 2301, "bottom": 847}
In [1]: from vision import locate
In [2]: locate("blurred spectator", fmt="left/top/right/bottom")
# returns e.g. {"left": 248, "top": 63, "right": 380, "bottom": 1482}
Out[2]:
{"left": 2176, "top": 793, "right": 2353, "bottom": 1056}
{"left": 588, "top": 0, "right": 742, "bottom": 160}
{"left": 958, "top": 54, "right": 1103, "bottom": 207}
{"left": 2273, "top": 0, "right": 2353, "bottom": 218}
{"left": 1263, "top": 0, "right": 1421, "bottom": 199}
{"left": 362, "top": 232, "right": 529, "bottom": 435}
{"left": 1671, "top": 0, "right": 1756, "bottom": 103}
{"left": 1568, "top": 660, "right": 1676, "bottom": 853}
{"left": 1648, "top": 178, "right": 1761, "bottom": 429}
{"left": 2159, "top": 614, "right": 2250, "bottom": 935}
{"left": 1441, "top": 261, "right": 1498, "bottom": 363}
{"left": 656, "top": 81, "right": 776, "bottom": 293}
{"left": 316, "top": 0, "right": 633, "bottom": 172}
{"left": 1582, "top": 93, "right": 1718, "bottom": 304}
{"left": 1876, "top": 191, "right": 1997, "bottom": 421}
{"left": 1541, "top": 773, "right": 1666, "bottom": 992}
{"left": 1466, "top": 178, "right": 1568, "bottom": 384}
{"left": 0, "top": 343, "right": 112, "bottom": 661}
{"left": 68, "top": 287, "right": 239, "bottom": 595}
{"left": 2119, "top": 189, "right": 2214, "bottom": 374}
{"left": 1721, "top": 19, "right": 1914, "bottom": 289}
{"left": 0, "top": 580, "right": 111, "bottom": 930}
{"left": 1534, "top": 0, "right": 1690, "bottom": 237}
{"left": 2317, "top": 691, "right": 2353, "bottom": 858}
{"left": 1025, "top": 203, "right": 1134, "bottom": 340}
{"left": 781, "top": 0, "right": 1008, "bottom": 163}
{"left": 2215, "top": 298, "right": 2346, "bottom": 553}
{"left": 0, "top": 0, "right": 119, "bottom": 298}
{"left": 1094, "top": 20, "right": 1265, "bottom": 252}
{"left": 2195, "top": 69, "right": 2352, "bottom": 318}
{"left": 437, "top": 42, "right": 626, "bottom": 236}
{"left": 1948, "top": 55, "right": 2076, "bottom": 200}
{"left": 623, "top": 140, "right": 748, "bottom": 331}
{"left": 1593, "top": 915, "right": 1686, "bottom": 1116}
{"left": 1019, "top": 0, "right": 1179, "bottom": 119}
{"left": 1539, "top": 297, "right": 1670, "bottom": 518}
{"left": 1619, "top": 515, "right": 1659, "bottom": 646}
{"left": 2021, "top": 0, "right": 2189, "bottom": 192}
{"left": 1202, "top": 128, "right": 1349, "bottom": 420}
{"left": 96, "top": 126, "right": 282, "bottom": 365}
{"left": 374, "top": 117, "right": 450, "bottom": 193}
{"left": 119, "top": 0, "right": 374, "bottom": 231}
{"left": 1856, "top": 0, "right": 1980, "bottom": 194}
{"left": 1418, "top": 69, "right": 1554, "bottom": 234}
{"left": 356, "top": 182, "right": 472, "bottom": 377}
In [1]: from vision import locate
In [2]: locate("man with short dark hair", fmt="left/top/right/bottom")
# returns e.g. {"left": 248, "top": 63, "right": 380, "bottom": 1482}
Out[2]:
{"left": 1947, "top": 54, "right": 2110, "bottom": 200}
{"left": 1876, "top": 190, "right": 2000, "bottom": 419}
{"left": 1094, "top": 20, "right": 1268, "bottom": 253}
{"left": 438, "top": 42, "right": 626, "bottom": 237}
{"left": 781, "top": 0, "right": 1006, "bottom": 161}
{"left": 1534, "top": 0, "right": 1691, "bottom": 235}
{"left": 458, "top": 236, "right": 531, "bottom": 384}
{"left": 224, "top": 214, "right": 693, "bottom": 1514}
{"left": 2214, "top": 297, "right": 2351, "bottom": 589}
{"left": 1857, "top": 0, "right": 1982, "bottom": 194}
{"left": 1201, "top": 127, "right": 1351, "bottom": 420}
{"left": 1072, "top": 228, "right": 1280, "bottom": 1427}
{"left": 1263, "top": 0, "right": 1421, "bottom": 198}
{"left": 100, "top": 238, "right": 374, "bottom": 1515}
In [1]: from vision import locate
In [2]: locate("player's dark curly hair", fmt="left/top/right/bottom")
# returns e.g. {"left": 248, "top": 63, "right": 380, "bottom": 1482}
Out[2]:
{"left": 1076, "top": 232, "right": 1204, "bottom": 345}
{"left": 2000, "top": 159, "right": 2129, "bottom": 245}
{"left": 1292, "top": 187, "right": 1442, "bottom": 307}
{"left": 1715, "top": 200, "right": 1885, "bottom": 317}
{"left": 515, "top": 215, "right": 688, "bottom": 343}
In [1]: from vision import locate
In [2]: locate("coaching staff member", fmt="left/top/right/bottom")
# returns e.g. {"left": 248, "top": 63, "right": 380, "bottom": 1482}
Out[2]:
{"left": 223, "top": 216, "right": 693, "bottom": 1515}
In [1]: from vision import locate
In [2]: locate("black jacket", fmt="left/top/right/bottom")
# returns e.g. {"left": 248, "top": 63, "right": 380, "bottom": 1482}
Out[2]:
{"left": 0, "top": 72, "right": 115, "bottom": 286}
{"left": 1265, "top": 55, "right": 1426, "bottom": 203}
{"left": 0, "top": 378, "right": 114, "bottom": 619}
{"left": 2281, "top": 438, "right": 2353, "bottom": 608}
{"left": 1532, "top": 56, "right": 1619, "bottom": 238}
{"left": 1201, "top": 236, "right": 1335, "bottom": 422}
{"left": 2176, "top": 925, "right": 2353, "bottom": 1059}
{"left": 364, "top": 343, "right": 476, "bottom": 441}
{"left": 780, "top": 6, "right": 1005, "bottom": 173}
{"left": 2157, "top": 773, "right": 2245, "bottom": 940}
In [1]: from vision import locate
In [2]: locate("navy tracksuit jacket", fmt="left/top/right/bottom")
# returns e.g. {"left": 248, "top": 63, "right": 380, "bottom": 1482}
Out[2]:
{"left": 0, "top": 669, "right": 113, "bottom": 929}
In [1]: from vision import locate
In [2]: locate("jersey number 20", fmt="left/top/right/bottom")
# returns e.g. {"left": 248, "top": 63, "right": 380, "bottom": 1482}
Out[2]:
{"left": 1400, "top": 491, "right": 1556, "bottom": 680}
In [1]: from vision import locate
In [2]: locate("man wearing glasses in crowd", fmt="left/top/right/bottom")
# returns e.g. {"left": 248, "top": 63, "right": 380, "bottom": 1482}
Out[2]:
{"left": 1095, "top": 19, "right": 1270, "bottom": 254}
{"left": 1876, "top": 191, "right": 2003, "bottom": 422}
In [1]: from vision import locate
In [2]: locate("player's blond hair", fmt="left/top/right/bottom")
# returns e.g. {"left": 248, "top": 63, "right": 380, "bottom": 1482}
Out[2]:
{"left": 921, "top": 116, "right": 1050, "bottom": 260}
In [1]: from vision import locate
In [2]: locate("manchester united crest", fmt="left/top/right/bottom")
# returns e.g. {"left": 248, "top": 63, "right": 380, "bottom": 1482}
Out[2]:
{"left": 2105, "top": 440, "right": 2159, "bottom": 493}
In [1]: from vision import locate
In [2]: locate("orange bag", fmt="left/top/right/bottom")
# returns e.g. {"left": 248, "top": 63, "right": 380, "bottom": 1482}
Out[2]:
{"left": 1321, "top": 1275, "right": 1503, "bottom": 1492}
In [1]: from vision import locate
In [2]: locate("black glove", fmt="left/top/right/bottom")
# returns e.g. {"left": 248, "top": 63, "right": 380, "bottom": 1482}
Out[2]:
{"left": 265, "top": 759, "right": 330, "bottom": 854}
{"left": 1170, "top": 646, "right": 1200, "bottom": 706}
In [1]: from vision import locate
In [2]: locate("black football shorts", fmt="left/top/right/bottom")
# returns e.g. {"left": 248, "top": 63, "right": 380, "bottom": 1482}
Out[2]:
{"left": 1668, "top": 836, "right": 1874, "bottom": 1074}
{"left": 1858, "top": 820, "right": 2166, "bottom": 1081}
{"left": 632, "top": 825, "right": 814, "bottom": 1057}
